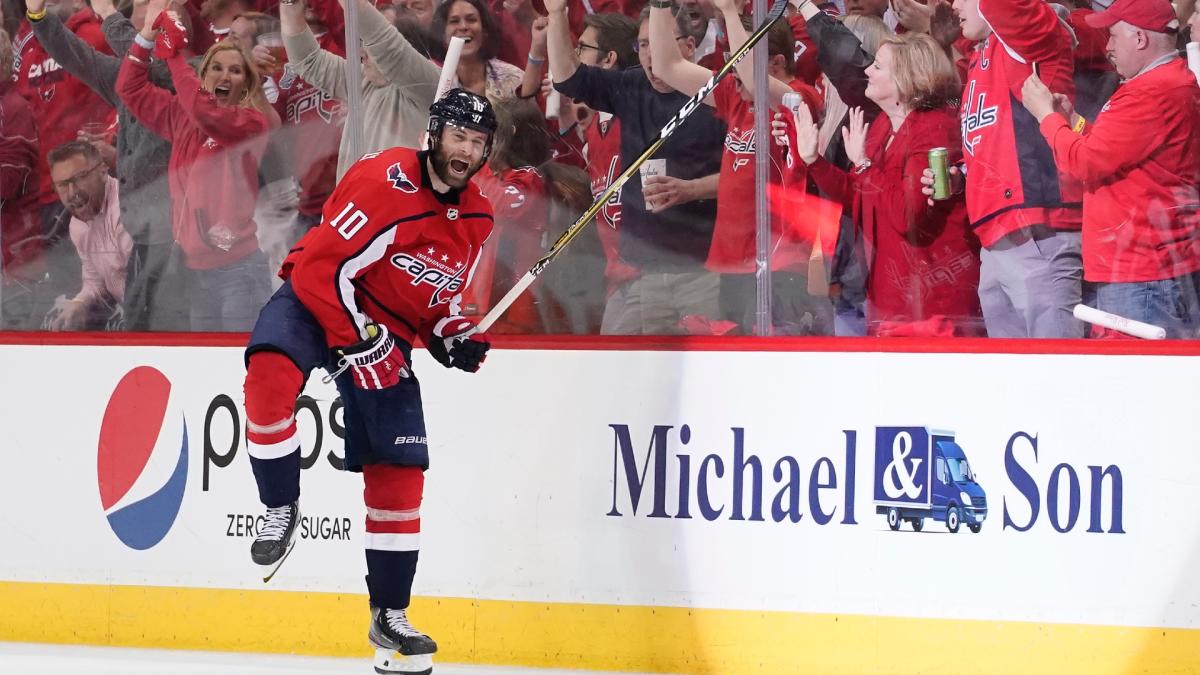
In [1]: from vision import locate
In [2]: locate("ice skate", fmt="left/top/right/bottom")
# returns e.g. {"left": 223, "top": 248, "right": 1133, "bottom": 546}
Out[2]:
{"left": 369, "top": 607, "right": 437, "bottom": 674}
{"left": 250, "top": 501, "right": 299, "bottom": 582}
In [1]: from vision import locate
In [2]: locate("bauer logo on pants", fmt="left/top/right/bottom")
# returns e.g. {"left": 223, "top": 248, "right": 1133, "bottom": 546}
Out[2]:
{"left": 97, "top": 366, "right": 189, "bottom": 550}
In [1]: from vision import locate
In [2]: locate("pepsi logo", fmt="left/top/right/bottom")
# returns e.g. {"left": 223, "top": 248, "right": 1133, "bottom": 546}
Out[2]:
{"left": 97, "top": 367, "right": 188, "bottom": 550}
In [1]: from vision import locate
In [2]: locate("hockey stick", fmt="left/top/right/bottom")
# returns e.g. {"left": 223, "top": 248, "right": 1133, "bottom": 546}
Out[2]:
{"left": 474, "top": 0, "right": 789, "bottom": 332}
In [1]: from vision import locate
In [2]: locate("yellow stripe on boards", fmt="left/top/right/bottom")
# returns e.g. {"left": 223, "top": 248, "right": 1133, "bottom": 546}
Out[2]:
{"left": 0, "top": 581, "right": 1197, "bottom": 674}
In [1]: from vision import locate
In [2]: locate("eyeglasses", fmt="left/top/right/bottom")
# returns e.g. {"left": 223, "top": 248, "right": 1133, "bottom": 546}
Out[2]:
{"left": 633, "top": 35, "right": 689, "bottom": 53}
{"left": 575, "top": 41, "right": 602, "bottom": 56}
{"left": 52, "top": 163, "right": 103, "bottom": 192}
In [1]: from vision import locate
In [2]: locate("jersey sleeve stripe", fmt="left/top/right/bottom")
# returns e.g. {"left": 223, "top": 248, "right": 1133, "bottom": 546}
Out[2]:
{"left": 332, "top": 211, "right": 436, "bottom": 342}
{"left": 456, "top": 212, "right": 495, "bottom": 221}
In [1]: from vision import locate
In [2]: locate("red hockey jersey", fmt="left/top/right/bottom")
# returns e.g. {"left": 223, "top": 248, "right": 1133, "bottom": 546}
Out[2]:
{"left": 472, "top": 165, "right": 548, "bottom": 333}
{"left": 962, "top": 0, "right": 1082, "bottom": 247}
{"left": 274, "top": 68, "right": 343, "bottom": 216}
{"left": 13, "top": 11, "right": 115, "bottom": 207}
{"left": 707, "top": 76, "right": 820, "bottom": 274}
{"left": 283, "top": 148, "right": 495, "bottom": 349}
{"left": 583, "top": 112, "right": 638, "bottom": 293}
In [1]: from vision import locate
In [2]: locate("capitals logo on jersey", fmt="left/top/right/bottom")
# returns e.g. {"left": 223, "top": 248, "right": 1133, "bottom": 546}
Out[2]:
{"left": 961, "top": 80, "right": 998, "bottom": 157}
{"left": 725, "top": 127, "right": 756, "bottom": 172}
{"left": 284, "top": 85, "right": 340, "bottom": 125}
{"left": 595, "top": 155, "right": 622, "bottom": 229}
{"left": 388, "top": 163, "right": 418, "bottom": 193}
{"left": 391, "top": 245, "right": 471, "bottom": 308}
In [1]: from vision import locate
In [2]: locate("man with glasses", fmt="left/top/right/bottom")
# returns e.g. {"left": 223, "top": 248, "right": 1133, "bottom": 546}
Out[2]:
{"left": 548, "top": 0, "right": 726, "bottom": 335}
{"left": 44, "top": 140, "right": 130, "bottom": 331}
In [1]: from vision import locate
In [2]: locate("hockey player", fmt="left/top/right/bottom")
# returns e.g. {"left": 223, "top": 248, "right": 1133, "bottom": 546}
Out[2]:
{"left": 241, "top": 88, "right": 497, "bottom": 674}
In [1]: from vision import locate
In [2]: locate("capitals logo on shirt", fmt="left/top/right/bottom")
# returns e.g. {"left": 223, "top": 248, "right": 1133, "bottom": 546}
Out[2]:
{"left": 388, "top": 163, "right": 418, "bottom": 193}
{"left": 725, "top": 127, "right": 756, "bottom": 172}
{"left": 961, "top": 80, "right": 998, "bottom": 157}
{"left": 391, "top": 245, "right": 470, "bottom": 308}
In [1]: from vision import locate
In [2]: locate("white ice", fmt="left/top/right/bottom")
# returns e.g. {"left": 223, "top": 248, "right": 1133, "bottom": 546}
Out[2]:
{"left": 0, "top": 642, "right": 653, "bottom": 675}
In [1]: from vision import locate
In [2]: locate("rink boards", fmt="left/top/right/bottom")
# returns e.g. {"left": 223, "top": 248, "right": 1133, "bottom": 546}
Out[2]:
{"left": 1, "top": 338, "right": 1199, "bottom": 674}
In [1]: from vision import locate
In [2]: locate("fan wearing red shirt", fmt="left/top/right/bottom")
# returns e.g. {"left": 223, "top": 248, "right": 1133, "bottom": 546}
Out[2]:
{"left": 651, "top": 0, "right": 833, "bottom": 334}
{"left": 13, "top": 2, "right": 115, "bottom": 207}
{"left": 1022, "top": 0, "right": 1200, "bottom": 338}
{"left": 117, "top": 1, "right": 272, "bottom": 330}
{"left": 241, "top": 90, "right": 497, "bottom": 674}
{"left": 933, "top": 0, "right": 1086, "bottom": 338}
{"left": 804, "top": 33, "right": 982, "bottom": 335}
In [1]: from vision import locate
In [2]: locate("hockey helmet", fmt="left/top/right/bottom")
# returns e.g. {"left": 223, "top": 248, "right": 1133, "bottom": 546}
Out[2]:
{"left": 427, "top": 88, "right": 498, "bottom": 162}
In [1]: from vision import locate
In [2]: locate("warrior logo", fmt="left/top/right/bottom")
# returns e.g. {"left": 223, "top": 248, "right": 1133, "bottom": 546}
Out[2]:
{"left": 961, "top": 81, "right": 998, "bottom": 157}
{"left": 388, "top": 163, "right": 418, "bottom": 194}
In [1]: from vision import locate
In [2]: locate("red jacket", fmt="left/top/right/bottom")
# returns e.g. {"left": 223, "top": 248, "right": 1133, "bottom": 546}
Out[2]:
{"left": 0, "top": 81, "right": 42, "bottom": 281}
{"left": 284, "top": 148, "right": 494, "bottom": 348}
{"left": 963, "top": 0, "right": 1082, "bottom": 247}
{"left": 473, "top": 166, "right": 548, "bottom": 333}
{"left": 117, "top": 43, "right": 268, "bottom": 270}
{"left": 13, "top": 11, "right": 115, "bottom": 207}
{"left": 809, "top": 107, "right": 982, "bottom": 334}
{"left": 1039, "top": 58, "right": 1200, "bottom": 283}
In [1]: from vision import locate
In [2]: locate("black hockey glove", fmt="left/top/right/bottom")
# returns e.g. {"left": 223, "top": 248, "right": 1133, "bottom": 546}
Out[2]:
{"left": 427, "top": 316, "right": 490, "bottom": 372}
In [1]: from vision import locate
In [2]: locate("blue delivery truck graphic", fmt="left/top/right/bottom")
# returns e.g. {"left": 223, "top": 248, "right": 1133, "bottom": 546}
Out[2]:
{"left": 873, "top": 427, "right": 987, "bottom": 533}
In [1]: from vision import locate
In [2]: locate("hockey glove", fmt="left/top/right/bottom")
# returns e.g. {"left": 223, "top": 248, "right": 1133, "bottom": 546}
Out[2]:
{"left": 427, "top": 316, "right": 490, "bottom": 372}
{"left": 152, "top": 11, "right": 189, "bottom": 60}
{"left": 334, "top": 323, "right": 410, "bottom": 389}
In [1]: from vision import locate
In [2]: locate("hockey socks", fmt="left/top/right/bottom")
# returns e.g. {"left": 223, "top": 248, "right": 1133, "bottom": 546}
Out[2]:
{"left": 244, "top": 351, "right": 304, "bottom": 507}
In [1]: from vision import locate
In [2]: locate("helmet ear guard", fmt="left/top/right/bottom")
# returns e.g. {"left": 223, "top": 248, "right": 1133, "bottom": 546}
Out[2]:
{"left": 427, "top": 88, "right": 498, "bottom": 165}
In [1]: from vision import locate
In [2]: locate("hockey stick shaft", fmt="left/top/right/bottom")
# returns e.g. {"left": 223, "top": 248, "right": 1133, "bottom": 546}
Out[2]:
{"left": 475, "top": 0, "right": 788, "bottom": 333}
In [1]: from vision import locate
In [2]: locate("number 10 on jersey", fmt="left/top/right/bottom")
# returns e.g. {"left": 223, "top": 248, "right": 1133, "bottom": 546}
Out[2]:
{"left": 331, "top": 202, "right": 369, "bottom": 240}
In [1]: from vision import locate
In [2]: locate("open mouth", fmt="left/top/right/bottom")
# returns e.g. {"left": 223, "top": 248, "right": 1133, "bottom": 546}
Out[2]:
{"left": 449, "top": 159, "right": 469, "bottom": 175}
{"left": 214, "top": 85, "right": 232, "bottom": 99}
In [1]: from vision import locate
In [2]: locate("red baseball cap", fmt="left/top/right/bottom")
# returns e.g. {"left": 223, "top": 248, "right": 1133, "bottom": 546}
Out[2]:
{"left": 1084, "top": 0, "right": 1178, "bottom": 32}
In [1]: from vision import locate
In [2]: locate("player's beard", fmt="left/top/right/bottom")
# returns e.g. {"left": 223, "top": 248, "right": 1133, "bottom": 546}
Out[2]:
{"left": 431, "top": 149, "right": 482, "bottom": 189}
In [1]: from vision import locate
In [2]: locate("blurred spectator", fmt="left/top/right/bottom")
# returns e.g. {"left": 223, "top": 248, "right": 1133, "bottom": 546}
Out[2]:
{"left": 281, "top": 0, "right": 438, "bottom": 179}
{"left": 929, "top": 0, "right": 1085, "bottom": 338}
{"left": 652, "top": 0, "right": 832, "bottom": 335}
{"left": 0, "top": 26, "right": 43, "bottom": 329}
{"left": 786, "top": 33, "right": 982, "bottom": 335}
{"left": 15, "top": 0, "right": 117, "bottom": 322}
{"left": 1060, "top": 4, "right": 1120, "bottom": 120}
{"left": 567, "top": 12, "right": 641, "bottom": 334}
{"left": 229, "top": 9, "right": 277, "bottom": 53}
{"left": 550, "top": 0, "right": 726, "bottom": 334}
{"left": 802, "top": 8, "right": 892, "bottom": 335}
{"left": 845, "top": 0, "right": 886, "bottom": 18}
{"left": 491, "top": 0, "right": 538, "bottom": 70}
{"left": 117, "top": 2, "right": 271, "bottom": 330}
{"left": 44, "top": 140, "right": 130, "bottom": 330}
{"left": 1022, "top": 0, "right": 1200, "bottom": 338}
{"left": 396, "top": 0, "right": 435, "bottom": 28}
{"left": 26, "top": 0, "right": 185, "bottom": 331}
{"left": 197, "top": 0, "right": 254, "bottom": 52}
{"left": 433, "top": 0, "right": 523, "bottom": 101}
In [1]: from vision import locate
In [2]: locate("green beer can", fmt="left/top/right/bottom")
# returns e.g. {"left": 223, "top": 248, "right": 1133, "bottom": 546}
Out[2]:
{"left": 928, "top": 147, "right": 950, "bottom": 201}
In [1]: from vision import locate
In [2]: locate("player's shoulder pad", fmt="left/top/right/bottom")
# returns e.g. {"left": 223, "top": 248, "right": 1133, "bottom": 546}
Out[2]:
{"left": 463, "top": 178, "right": 496, "bottom": 219}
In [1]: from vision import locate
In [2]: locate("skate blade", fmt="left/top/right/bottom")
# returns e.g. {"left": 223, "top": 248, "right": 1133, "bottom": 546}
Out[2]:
{"left": 373, "top": 647, "right": 433, "bottom": 674}
{"left": 259, "top": 539, "right": 296, "bottom": 584}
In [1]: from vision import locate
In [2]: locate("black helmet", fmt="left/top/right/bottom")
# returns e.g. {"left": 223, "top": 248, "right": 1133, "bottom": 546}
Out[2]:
{"left": 427, "top": 88, "right": 498, "bottom": 160}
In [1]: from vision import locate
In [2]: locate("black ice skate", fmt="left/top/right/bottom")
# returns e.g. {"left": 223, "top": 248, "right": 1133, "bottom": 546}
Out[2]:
{"left": 250, "top": 501, "right": 299, "bottom": 583}
{"left": 369, "top": 607, "right": 437, "bottom": 674}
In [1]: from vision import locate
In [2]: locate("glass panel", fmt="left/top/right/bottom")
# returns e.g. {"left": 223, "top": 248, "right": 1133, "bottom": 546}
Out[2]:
{"left": 1, "top": 0, "right": 1194, "bottom": 341}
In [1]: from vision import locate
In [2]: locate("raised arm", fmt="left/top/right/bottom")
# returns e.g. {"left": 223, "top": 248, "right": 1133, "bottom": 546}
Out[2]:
{"left": 356, "top": 0, "right": 439, "bottom": 108}
{"left": 545, "top": 0, "right": 579, "bottom": 84}
{"left": 165, "top": 55, "right": 269, "bottom": 145}
{"left": 116, "top": 2, "right": 183, "bottom": 143}
{"left": 715, "top": 0, "right": 792, "bottom": 107}
{"left": 282, "top": 0, "right": 348, "bottom": 101}
{"left": 799, "top": 4, "right": 877, "bottom": 113}
{"left": 28, "top": 10, "right": 121, "bottom": 108}
{"left": 648, "top": 2, "right": 713, "bottom": 103}
{"left": 519, "top": 16, "right": 548, "bottom": 99}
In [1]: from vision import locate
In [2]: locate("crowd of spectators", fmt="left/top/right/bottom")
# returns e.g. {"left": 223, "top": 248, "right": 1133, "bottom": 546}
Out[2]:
{"left": 0, "top": 0, "right": 1197, "bottom": 337}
